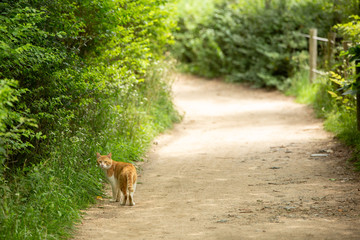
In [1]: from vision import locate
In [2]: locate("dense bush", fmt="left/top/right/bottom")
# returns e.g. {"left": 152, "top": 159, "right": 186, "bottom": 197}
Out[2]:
{"left": 173, "top": 0, "right": 341, "bottom": 89}
{"left": 0, "top": 0, "right": 178, "bottom": 239}
{"left": 324, "top": 15, "right": 360, "bottom": 167}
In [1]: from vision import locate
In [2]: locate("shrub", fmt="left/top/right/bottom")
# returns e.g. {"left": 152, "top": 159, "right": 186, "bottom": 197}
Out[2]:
{"left": 0, "top": 0, "right": 178, "bottom": 238}
{"left": 172, "top": 0, "right": 335, "bottom": 88}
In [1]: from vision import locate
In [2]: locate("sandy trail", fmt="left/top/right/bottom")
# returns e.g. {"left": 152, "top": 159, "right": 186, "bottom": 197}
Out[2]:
{"left": 75, "top": 74, "right": 360, "bottom": 240}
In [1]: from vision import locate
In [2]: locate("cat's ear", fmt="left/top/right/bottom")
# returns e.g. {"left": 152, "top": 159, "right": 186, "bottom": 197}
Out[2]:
{"left": 96, "top": 153, "right": 101, "bottom": 159}
{"left": 107, "top": 153, "right": 112, "bottom": 159}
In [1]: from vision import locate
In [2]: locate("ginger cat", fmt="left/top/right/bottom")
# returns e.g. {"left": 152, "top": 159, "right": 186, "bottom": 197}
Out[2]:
{"left": 96, "top": 153, "right": 137, "bottom": 206}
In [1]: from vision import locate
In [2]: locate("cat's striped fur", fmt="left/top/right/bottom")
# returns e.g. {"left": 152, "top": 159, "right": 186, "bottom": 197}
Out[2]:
{"left": 96, "top": 153, "right": 137, "bottom": 206}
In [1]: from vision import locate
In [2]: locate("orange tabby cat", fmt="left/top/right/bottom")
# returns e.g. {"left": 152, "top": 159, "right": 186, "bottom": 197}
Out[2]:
{"left": 96, "top": 153, "right": 137, "bottom": 206}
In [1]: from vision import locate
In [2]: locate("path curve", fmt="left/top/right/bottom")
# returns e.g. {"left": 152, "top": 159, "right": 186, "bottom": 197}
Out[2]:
{"left": 75, "top": 74, "right": 360, "bottom": 240}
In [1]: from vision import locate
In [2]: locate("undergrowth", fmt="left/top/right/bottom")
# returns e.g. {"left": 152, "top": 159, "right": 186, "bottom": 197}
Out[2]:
{"left": 0, "top": 0, "right": 179, "bottom": 239}
{"left": 0, "top": 60, "right": 180, "bottom": 240}
{"left": 286, "top": 68, "right": 360, "bottom": 170}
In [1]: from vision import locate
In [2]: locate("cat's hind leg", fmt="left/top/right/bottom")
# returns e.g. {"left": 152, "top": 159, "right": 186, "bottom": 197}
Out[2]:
{"left": 129, "top": 182, "right": 136, "bottom": 206}
{"left": 120, "top": 188, "right": 127, "bottom": 206}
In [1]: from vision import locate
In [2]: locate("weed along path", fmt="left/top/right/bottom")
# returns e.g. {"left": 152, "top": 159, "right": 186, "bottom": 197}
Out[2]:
{"left": 75, "top": 74, "right": 360, "bottom": 240}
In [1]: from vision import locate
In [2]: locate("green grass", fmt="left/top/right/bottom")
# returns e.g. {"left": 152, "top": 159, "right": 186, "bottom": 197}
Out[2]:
{"left": 324, "top": 110, "right": 360, "bottom": 141}
{"left": 286, "top": 68, "right": 320, "bottom": 104}
{"left": 1, "top": 164, "right": 102, "bottom": 239}
{"left": 324, "top": 109, "right": 360, "bottom": 168}
{"left": 286, "top": 68, "right": 334, "bottom": 118}
{"left": 286, "top": 67, "right": 360, "bottom": 170}
{"left": 0, "top": 62, "right": 180, "bottom": 240}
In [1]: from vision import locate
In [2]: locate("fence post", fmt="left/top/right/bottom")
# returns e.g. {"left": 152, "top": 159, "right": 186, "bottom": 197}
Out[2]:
{"left": 326, "top": 32, "right": 336, "bottom": 70}
{"left": 356, "top": 60, "right": 360, "bottom": 131}
{"left": 309, "top": 28, "right": 317, "bottom": 82}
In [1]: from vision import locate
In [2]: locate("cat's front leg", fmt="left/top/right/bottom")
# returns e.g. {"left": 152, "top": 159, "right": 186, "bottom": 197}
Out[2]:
{"left": 115, "top": 188, "right": 121, "bottom": 202}
{"left": 108, "top": 176, "right": 118, "bottom": 202}
{"left": 109, "top": 186, "right": 117, "bottom": 202}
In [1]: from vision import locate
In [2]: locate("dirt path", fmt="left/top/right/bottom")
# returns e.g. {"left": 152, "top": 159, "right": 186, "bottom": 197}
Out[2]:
{"left": 75, "top": 74, "right": 360, "bottom": 240}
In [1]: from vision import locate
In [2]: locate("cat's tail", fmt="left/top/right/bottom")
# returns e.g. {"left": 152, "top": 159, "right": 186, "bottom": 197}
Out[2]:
{"left": 127, "top": 174, "right": 135, "bottom": 192}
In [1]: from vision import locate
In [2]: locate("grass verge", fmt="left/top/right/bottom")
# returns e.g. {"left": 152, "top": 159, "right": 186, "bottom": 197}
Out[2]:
{"left": 286, "top": 68, "right": 360, "bottom": 170}
{"left": 0, "top": 62, "right": 180, "bottom": 240}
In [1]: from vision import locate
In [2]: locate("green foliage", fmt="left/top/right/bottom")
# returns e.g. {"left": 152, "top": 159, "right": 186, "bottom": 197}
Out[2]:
{"left": 333, "top": 16, "right": 360, "bottom": 98}
{"left": 325, "top": 14, "right": 360, "bottom": 169}
{"left": 0, "top": 80, "right": 39, "bottom": 159}
{"left": 0, "top": 0, "right": 178, "bottom": 239}
{"left": 335, "top": 15, "right": 360, "bottom": 43}
{"left": 173, "top": 0, "right": 336, "bottom": 88}
{"left": 328, "top": 71, "right": 357, "bottom": 108}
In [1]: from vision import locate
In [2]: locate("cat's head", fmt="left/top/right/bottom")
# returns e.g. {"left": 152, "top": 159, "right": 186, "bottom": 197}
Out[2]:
{"left": 96, "top": 153, "right": 113, "bottom": 170}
